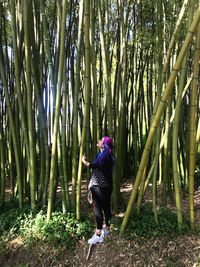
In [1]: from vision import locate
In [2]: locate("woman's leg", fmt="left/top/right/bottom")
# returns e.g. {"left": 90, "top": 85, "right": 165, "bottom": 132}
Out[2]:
{"left": 90, "top": 186, "right": 103, "bottom": 231}
{"left": 101, "top": 187, "right": 112, "bottom": 226}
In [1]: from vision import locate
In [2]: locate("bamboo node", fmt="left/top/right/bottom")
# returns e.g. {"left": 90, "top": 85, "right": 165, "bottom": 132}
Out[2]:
{"left": 172, "top": 68, "right": 179, "bottom": 72}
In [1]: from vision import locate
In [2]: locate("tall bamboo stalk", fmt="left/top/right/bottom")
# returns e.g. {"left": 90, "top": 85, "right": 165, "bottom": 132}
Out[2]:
{"left": 24, "top": 0, "right": 37, "bottom": 208}
{"left": 71, "top": 0, "right": 84, "bottom": 210}
{"left": 47, "top": 0, "right": 68, "bottom": 222}
{"left": 188, "top": 23, "right": 200, "bottom": 229}
{"left": 0, "top": 121, "right": 5, "bottom": 204}
{"left": 172, "top": 0, "right": 195, "bottom": 229}
{"left": 97, "top": 0, "right": 112, "bottom": 137}
{"left": 61, "top": 52, "right": 70, "bottom": 209}
{"left": 76, "top": 0, "right": 91, "bottom": 220}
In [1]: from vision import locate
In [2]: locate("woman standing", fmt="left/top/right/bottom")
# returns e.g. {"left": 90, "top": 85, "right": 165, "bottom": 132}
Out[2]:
{"left": 82, "top": 136, "right": 115, "bottom": 244}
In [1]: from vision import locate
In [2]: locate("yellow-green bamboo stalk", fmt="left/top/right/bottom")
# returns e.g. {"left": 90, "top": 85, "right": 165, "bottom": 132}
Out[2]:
{"left": 189, "top": 23, "right": 200, "bottom": 229}
{"left": 57, "top": 131, "right": 67, "bottom": 214}
{"left": 196, "top": 118, "right": 200, "bottom": 145}
{"left": 47, "top": 0, "right": 68, "bottom": 222}
{"left": 162, "top": 94, "right": 171, "bottom": 205}
{"left": 120, "top": 5, "right": 200, "bottom": 235}
{"left": 0, "top": 47, "right": 23, "bottom": 208}
{"left": 76, "top": 0, "right": 91, "bottom": 220}
{"left": 30, "top": 56, "right": 50, "bottom": 206}
{"left": 71, "top": 0, "right": 84, "bottom": 210}
{"left": 39, "top": 0, "right": 56, "bottom": 150}
{"left": 8, "top": 131, "right": 14, "bottom": 198}
{"left": 113, "top": 0, "right": 131, "bottom": 212}
{"left": 152, "top": 0, "right": 163, "bottom": 225}
{"left": 97, "top": 0, "right": 113, "bottom": 137}
{"left": 90, "top": 0, "right": 98, "bottom": 157}
{"left": 0, "top": 123, "right": 5, "bottom": 204}
{"left": 24, "top": 0, "right": 37, "bottom": 209}
{"left": 172, "top": 0, "right": 196, "bottom": 229}
{"left": 61, "top": 54, "right": 70, "bottom": 209}
{"left": 11, "top": 0, "right": 30, "bottom": 158}
{"left": 136, "top": 167, "right": 146, "bottom": 213}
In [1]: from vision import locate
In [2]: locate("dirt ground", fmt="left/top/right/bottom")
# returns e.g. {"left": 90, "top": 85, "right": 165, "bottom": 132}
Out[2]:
{"left": 1, "top": 180, "right": 200, "bottom": 267}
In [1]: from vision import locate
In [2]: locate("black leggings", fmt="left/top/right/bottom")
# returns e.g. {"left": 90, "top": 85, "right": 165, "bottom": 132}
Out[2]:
{"left": 90, "top": 186, "right": 112, "bottom": 230}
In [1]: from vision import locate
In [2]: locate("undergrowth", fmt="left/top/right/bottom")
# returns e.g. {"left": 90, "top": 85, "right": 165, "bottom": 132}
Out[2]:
{"left": 112, "top": 203, "right": 190, "bottom": 238}
{"left": 0, "top": 199, "right": 92, "bottom": 249}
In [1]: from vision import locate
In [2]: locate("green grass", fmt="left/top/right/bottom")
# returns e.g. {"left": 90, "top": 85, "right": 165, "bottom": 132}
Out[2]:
{"left": 112, "top": 203, "right": 190, "bottom": 238}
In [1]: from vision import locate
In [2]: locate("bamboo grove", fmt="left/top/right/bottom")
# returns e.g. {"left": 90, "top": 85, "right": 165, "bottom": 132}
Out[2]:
{"left": 0, "top": 0, "right": 200, "bottom": 234}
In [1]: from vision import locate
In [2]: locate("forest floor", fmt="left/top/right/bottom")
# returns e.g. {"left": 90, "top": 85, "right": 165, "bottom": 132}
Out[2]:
{"left": 1, "top": 180, "right": 200, "bottom": 267}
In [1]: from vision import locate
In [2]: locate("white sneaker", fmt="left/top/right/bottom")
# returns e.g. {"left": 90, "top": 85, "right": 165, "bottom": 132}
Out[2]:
{"left": 88, "top": 233, "right": 104, "bottom": 244}
{"left": 103, "top": 227, "right": 110, "bottom": 236}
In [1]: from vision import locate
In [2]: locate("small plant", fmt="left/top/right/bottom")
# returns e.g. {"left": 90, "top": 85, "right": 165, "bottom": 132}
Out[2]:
{"left": 0, "top": 199, "right": 92, "bottom": 249}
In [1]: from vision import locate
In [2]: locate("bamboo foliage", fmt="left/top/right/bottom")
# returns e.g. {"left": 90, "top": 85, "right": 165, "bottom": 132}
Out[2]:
{"left": 120, "top": 4, "right": 200, "bottom": 235}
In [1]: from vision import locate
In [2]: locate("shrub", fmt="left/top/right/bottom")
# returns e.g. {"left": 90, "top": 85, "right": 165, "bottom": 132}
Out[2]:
{"left": 0, "top": 200, "right": 92, "bottom": 249}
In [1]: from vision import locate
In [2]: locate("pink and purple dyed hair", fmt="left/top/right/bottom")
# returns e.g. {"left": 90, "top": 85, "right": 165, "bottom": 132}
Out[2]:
{"left": 92, "top": 136, "right": 115, "bottom": 171}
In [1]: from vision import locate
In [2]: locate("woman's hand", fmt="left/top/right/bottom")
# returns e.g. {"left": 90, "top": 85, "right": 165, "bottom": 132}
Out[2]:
{"left": 82, "top": 154, "right": 90, "bottom": 166}
{"left": 82, "top": 154, "right": 87, "bottom": 164}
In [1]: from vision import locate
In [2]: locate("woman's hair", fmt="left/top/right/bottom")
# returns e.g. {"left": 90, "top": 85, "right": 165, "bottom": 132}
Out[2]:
{"left": 92, "top": 136, "right": 115, "bottom": 171}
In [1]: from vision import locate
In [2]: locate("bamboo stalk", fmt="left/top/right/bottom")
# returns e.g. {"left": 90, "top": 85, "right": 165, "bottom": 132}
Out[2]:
{"left": 189, "top": 23, "right": 200, "bottom": 229}
{"left": 47, "top": 0, "right": 68, "bottom": 222}
{"left": 76, "top": 0, "right": 91, "bottom": 220}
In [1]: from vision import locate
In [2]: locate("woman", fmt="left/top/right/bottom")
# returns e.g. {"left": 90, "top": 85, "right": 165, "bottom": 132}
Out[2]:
{"left": 82, "top": 136, "right": 115, "bottom": 244}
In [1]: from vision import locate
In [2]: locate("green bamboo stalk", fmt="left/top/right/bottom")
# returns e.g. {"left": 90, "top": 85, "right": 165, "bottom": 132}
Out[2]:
{"left": 188, "top": 23, "right": 200, "bottom": 229}
{"left": 152, "top": 0, "right": 163, "bottom": 225}
{"left": 39, "top": 0, "right": 56, "bottom": 149}
{"left": 120, "top": 5, "right": 200, "bottom": 235}
{"left": 76, "top": 0, "right": 91, "bottom": 220}
{"left": 8, "top": 131, "right": 14, "bottom": 198}
{"left": 0, "top": 122, "right": 6, "bottom": 205}
{"left": 97, "top": 0, "right": 113, "bottom": 137}
{"left": 196, "top": 118, "right": 200, "bottom": 144}
{"left": 61, "top": 54, "right": 70, "bottom": 209}
{"left": 47, "top": 0, "right": 68, "bottom": 222}
{"left": 90, "top": 0, "right": 98, "bottom": 158}
{"left": 24, "top": 0, "right": 37, "bottom": 209}
{"left": 113, "top": 0, "right": 131, "bottom": 212}
{"left": 172, "top": 0, "right": 195, "bottom": 229}
{"left": 136, "top": 167, "right": 146, "bottom": 213}
{"left": 162, "top": 94, "right": 172, "bottom": 205}
{"left": 0, "top": 47, "right": 23, "bottom": 209}
{"left": 30, "top": 56, "right": 50, "bottom": 206}
{"left": 71, "top": 0, "right": 84, "bottom": 210}
{"left": 57, "top": 131, "right": 67, "bottom": 214}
